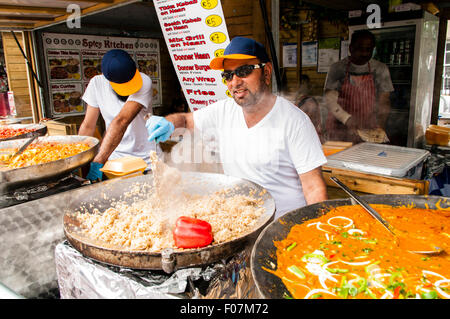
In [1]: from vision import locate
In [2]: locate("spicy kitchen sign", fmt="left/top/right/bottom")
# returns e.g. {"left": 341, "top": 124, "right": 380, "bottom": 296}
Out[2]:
{"left": 42, "top": 33, "right": 161, "bottom": 116}
{"left": 154, "top": 0, "right": 230, "bottom": 111}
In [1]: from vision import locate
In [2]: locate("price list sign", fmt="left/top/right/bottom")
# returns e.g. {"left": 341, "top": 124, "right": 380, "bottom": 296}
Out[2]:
{"left": 154, "top": 0, "right": 231, "bottom": 111}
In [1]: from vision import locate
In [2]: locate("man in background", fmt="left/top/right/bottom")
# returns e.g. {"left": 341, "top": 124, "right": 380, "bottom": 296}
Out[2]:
{"left": 324, "top": 29, "right": 394, "bottom": 144}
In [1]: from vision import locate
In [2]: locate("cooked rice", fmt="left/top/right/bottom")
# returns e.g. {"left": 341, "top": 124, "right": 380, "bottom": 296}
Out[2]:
{"left": 76, "top": 152, "right": 266, "bottom": 252}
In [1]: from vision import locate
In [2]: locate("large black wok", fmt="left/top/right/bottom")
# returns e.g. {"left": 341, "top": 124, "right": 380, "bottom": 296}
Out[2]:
{"left": 250, "top": 194, "right": 450, "bottom": 299}
{"left": 64, "top": 172, "right": 275, "bottom": 273}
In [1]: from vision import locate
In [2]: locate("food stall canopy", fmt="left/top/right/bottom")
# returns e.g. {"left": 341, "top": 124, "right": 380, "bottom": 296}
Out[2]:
{"left": 0, "top": 0, "right": 139, "bottom": 30}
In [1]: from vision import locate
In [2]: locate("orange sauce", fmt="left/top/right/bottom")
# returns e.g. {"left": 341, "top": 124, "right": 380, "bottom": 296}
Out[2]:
{"left": 267, "top": 204, "right": 450, "bottom": 299}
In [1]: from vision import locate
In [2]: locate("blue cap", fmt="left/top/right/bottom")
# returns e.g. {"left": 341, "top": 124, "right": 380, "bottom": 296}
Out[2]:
{"left": 101, "top": 49, "right": 142, "bottom": 96}
{"left": 210, "top": 37, "right": 270, "bottom": 70}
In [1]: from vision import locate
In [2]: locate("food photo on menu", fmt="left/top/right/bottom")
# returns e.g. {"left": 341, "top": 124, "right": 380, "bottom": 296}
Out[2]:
{"left": 136, "top": 52, "right": 159, "bottom": 78}
{"left": 51, "top": 83, "right": 84, "bottom": 114}
{"left": 48, "top": 51, "right": 81, "bottom": 81}
{"left": 82, "top": 57, "right": 102, "bottom": 81}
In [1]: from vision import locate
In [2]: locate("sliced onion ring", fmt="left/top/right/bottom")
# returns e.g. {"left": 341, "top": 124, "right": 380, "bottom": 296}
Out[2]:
{"left": 348, "top": 229, "right": 365, "bottom": 236}
{"left": 339, "top": 259, "right": 372, "bottom": 266}
{"left": 304, "top": 288, "right": 336, "bottom": 299}
{"left": 435, "top": 279, "right": 450, "bottom": 299}
{"left": 422, "top": 270, "right": 446, "bottom": 280}
{"left": 327, "top": 216, "right": 354, "bottom": 228}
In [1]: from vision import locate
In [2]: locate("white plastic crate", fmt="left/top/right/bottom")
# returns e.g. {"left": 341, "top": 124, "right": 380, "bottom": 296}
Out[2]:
{"left": 325, "top": 143, "right": 430, "bottom": 179}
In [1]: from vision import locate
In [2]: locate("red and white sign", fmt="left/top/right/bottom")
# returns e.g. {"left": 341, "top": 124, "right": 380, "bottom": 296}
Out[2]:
{"left": 154, "top": 0, "right": 230, "bottom": 111}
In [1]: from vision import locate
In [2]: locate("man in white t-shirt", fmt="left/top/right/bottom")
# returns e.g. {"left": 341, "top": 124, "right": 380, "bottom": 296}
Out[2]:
{"left": 79, "top": 49, "right": 160, "bottom": 181}
{"left": 146, "top": 37, "right": 328, "bottom": 218}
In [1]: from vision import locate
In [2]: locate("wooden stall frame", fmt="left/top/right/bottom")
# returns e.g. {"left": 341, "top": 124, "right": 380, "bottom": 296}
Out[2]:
{"left": 23, "top": 31, "right": 42, "bottom": 123}
{"left": 322, "top": 165, "right": 430, "bottom": 196}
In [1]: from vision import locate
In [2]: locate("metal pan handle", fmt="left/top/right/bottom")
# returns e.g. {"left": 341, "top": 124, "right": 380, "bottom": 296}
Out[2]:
{"left": 330, "top": 176, "right": 396, "bottom": 235}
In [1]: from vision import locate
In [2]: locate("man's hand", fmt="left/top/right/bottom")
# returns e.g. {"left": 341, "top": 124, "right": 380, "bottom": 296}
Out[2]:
{"left": 345, "top": 116, "right": 358, "bottom": 130}
{"left": 344, "top": 116, "right": 363, "bottom": 143}
{"left": 146, "top": 116, "right": 174, "bottom": 143}
{"left": 86, "top": 162, "right": 104, "bottom": 181}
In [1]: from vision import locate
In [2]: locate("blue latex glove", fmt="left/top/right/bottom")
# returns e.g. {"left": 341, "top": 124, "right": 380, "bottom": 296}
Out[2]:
{"left": 86, "top": 162, "right": 104, "bottom": 181}
{"left": 146, "top": 116, "right": 174, "bottom": 143}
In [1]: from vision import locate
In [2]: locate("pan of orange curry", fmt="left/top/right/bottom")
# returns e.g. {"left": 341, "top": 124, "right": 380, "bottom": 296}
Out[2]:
{"left": 250, "top": 195, "right": 450, "bottom": 299}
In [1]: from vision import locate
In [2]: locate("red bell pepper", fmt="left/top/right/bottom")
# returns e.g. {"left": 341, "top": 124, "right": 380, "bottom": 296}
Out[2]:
{"left": 173, "top": 216, "right": 213, "bottom": 249}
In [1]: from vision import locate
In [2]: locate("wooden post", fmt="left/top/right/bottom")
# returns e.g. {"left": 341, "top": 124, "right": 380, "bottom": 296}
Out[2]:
{"left": 23, "top": 31, "right": 42, "bottom": 123}
{"left": 431, "top": 9, "right": 450, "bottom": 124}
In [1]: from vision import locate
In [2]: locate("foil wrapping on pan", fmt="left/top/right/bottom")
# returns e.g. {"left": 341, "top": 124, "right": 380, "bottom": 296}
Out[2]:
{"left": 55, "top": 241, "right": 258, "bottom": 299}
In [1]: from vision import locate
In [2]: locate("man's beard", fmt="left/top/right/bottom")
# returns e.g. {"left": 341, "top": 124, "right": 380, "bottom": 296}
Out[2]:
{"left": 232, "top": 73, "right": 268, "bottom": 108}
{"left": 114, "top": 91, "right": 129, "bottom": 102}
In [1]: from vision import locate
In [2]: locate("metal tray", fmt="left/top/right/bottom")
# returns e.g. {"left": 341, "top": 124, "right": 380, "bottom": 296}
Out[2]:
{"left": 0, "top": 135, "right": 99, "bottom": 193}
{"left": 63, "top": 172, "right": 275, "bottom": 272}
{"left": 0, "top": 123, "right": 47, "bottom": 141}
{"left": 250, "top": 194, "right": 450, "bottom": 299}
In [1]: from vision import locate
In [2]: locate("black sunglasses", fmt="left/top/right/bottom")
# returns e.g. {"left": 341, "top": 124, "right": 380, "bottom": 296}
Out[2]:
{"left": 221, "top": 63, "right": 266, "bottom": 81}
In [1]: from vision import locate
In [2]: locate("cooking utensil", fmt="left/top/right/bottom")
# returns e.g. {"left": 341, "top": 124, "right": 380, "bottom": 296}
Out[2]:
{"left": 0, "top": 135, "right": 99, "bottom": 194}
{"left": 250, "top": 194, "right": 450, "bottom": 298}
{"left": 330, "top": 176, "right": 443, "bottom": 255}
{"left": 0, "top": 135, "right": 38, "bottom": 167}
{"left": 9, "top": 135, "right": 38, "bottom": 159}
{"left": 63, "top": 172, "right": 275, "bottom": 272}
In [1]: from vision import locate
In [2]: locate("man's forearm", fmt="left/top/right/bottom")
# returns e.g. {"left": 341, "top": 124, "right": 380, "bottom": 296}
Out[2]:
{"left": 166, "top": 112, "right": 194, "bottom": 130}
{"left": 78, "top": 122, "right": 96, "bottom": 137}
{"left": 305, "top": 184, "right": 328, "bottom": 204}
{"left": 324, "top": 90, "right": 351, "bottom": 124}
{"left": 92, "top": 119, "right": 127, "bottom": 164}
{"left": 300, "top": 167, "right": 328, "bottom": 205}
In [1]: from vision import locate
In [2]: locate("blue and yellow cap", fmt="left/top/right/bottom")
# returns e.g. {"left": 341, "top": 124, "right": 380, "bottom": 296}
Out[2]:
{"left": 209, "top": 37, "right": 270, "bottom": 70}
{"left": 101, "top": 49, "right": 143, "bottom": 96}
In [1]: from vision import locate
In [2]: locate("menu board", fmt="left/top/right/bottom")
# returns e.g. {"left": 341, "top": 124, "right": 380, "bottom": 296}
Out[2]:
{"left": 154, "top": 0, "right": 230, "bottom": 111}
{"left": 42, "top": 33, "right": 162, "bottom": 117}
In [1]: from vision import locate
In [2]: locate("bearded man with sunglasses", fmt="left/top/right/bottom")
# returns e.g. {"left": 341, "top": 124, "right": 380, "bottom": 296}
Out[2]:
{"left": 146, "top": 37, "right": 328, "bottom": 219}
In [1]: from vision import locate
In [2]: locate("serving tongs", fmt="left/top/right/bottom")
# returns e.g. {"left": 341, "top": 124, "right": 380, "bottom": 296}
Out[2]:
{"left": 330, "top": 176, "right": 443, "bottom": 255}
{"left": 0, "top": 135, "right": 38, "bottom": 163}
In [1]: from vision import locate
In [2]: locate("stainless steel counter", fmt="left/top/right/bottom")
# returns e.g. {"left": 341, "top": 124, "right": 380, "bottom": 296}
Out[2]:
{"left": 0, "top": 187, "right": 77, "bottom": 298}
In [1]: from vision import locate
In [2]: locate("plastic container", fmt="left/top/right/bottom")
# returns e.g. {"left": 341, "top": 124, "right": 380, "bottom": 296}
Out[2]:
{"left": 326, "top": 142, "right": 430, "bottom": 179}
{"left": 100, "top": 156, "right": 147, "bottom": 179}
{"left": 425, "top": 125, "right": 450, "bottom": 146}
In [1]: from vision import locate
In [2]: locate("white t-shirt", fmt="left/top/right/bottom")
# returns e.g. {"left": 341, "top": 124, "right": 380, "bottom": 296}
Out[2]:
{"left": 82, "top": 72, "right": 161, "bottom": 165}
{"left": 193, "top": 96, "right": 327, "bottom": 218}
